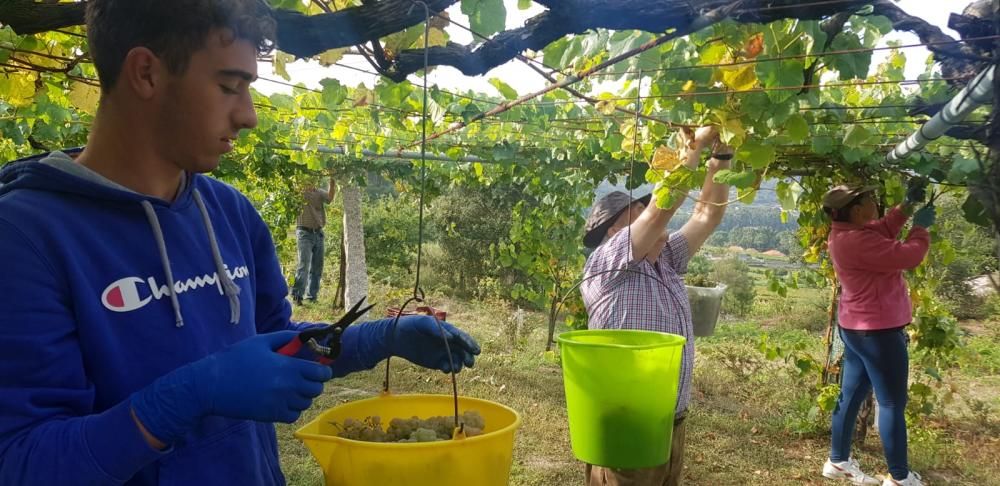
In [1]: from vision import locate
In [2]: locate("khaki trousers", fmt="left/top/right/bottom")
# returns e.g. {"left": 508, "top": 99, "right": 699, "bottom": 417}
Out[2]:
{"left": 584, "top": 417, "right": 687, "bottom": 486}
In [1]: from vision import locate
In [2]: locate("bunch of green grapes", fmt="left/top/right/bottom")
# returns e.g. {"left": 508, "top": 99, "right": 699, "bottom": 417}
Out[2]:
{"left": 333, "top": 416, "right": 388, "bottom": 442}
{"left": 332, "top": 411, "right": 486, "bottom": 443}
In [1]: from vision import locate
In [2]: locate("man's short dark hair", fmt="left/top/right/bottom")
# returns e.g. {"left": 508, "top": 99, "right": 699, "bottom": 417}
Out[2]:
{"left": 86, "top": 0, "right": 276, "bottom": 92}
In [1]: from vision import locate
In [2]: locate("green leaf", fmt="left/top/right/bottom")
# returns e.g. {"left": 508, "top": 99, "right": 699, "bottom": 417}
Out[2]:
{"left": 489, "top": 78, "right": 518, "bottom": 100}
{"left": 492, "top": 141, "right": 516, "bottom": 161}
{"left": 461, "top": 0, "right": 507, "bottom": 38}
{"left": 737, "top": 186, "right": 758, "bottom": 204}
{"left": 542, "top": 37, "right": 569, "bottom": 68}
{"left": 948, "top": 157, "right": 980, "bottom": 184}
{"left": 518, "top": 0, "right": 533, "bottom": 9}
{"left": 757, "top": 59, "right": 804, "bottom": 103}
{"left": 909, "top": 154, "right": 938, "bottom": 176}
{"left": 811, "top": 135, "right": 834, "bottom": 155}
{"left": 962, "top": 194, "right": 992, "bottom": 227}
{"left": 775, "top": 181, "right": 802, "bottom": 210}
{"left": 785, "top": 114, "right": 809, "bottom": 141}
{"left": 461, "top": 103, "right": 483, "bottom": 123}
{"left": 827, "top": 34, "right": 873, "bottom": 80}
{"left": 320, "top": 78, "right": 346, "bottom": 109}
{"left": 653, "top": 183, "right": 682, "bottom": 209}
{"left": 737, "top": 139, "right": 776, "bottom": 169}
{"left": 842, "top": 124, "right": 870, "bottom": 148}
{"left": 713, "top": 169, "right": 756, "bottom": 188}
{"left": 270, "top": 93, "right": 296, "bottom": 111}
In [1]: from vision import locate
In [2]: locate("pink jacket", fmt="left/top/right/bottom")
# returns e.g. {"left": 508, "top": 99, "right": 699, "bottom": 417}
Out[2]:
{"left": 828, "top": 207, "right": 930, "bottom": 330}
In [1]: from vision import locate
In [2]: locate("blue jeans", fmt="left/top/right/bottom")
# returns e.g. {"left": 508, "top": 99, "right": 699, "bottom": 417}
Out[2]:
{"left": 830, "top": 327, "right": 910, "bottom": 479}
{"left": 292, "top": 228, "right": 324, "bottom": 300}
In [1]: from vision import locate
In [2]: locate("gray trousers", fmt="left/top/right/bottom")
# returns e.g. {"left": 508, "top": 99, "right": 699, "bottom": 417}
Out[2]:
{"left": 292, "top": 228, "right": 324, "bottom": 300}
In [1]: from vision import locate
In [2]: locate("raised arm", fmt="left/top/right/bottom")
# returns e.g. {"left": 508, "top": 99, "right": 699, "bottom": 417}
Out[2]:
{"left": 680, "top": 134, "right": 733, "bottom": 256}
{"left": 627, "top": 126, "right": 718, "bottom": 262}
{"left": 325, "top": 174, "right": 336, "bottom": 203}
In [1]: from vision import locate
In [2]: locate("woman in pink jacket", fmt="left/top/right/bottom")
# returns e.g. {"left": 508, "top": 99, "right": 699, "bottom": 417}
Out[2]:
{"left": 819, "top": 183, "right": 935, "bottom": 486}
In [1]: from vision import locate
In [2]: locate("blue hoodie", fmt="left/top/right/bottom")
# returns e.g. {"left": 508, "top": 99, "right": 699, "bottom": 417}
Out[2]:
{"left": 0, "top": 151, "right": 370, "bottom": 485}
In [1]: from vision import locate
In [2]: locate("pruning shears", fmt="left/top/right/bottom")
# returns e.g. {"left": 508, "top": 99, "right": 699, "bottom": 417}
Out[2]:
{"left": 276, "top": 297, "right": 375, "bottom": 365}
{"left": 925, "top": 188, "right": 941, "bottom": 208}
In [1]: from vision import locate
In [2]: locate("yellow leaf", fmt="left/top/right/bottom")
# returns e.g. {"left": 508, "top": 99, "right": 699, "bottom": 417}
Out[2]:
{"left": 651, "top": 145, "right": 683, "bottom": 171}
{"left": 0, "top": 73, "right": 37, "bottom": 107}
{"left": 68, "top": 82, "right": 101, "bottom": 115}
{"left": 719, "top": 63, "right": 758, "bottom": 91}
{"left": 352, "top": 86, "right": 373, "bottom": 107}
{"left": 619, "top": 120, "right": 637, "bottom": 152}
{"left": 274, "top": 51, "right": 294, "bottom": 81}
{"left": 595, "top": 100, "right": 617, "bottom": 116}
{"left": 422, "top": 28, "right": 448, "bottom": 47}
{"left": 317, "top": 48, "right": 346, "bottom": 67}
{"left": 682, "top": 80, "right": 696, "bottom": 93}
{"left": 713, "top": 112, "right": 746, "bottom": 147}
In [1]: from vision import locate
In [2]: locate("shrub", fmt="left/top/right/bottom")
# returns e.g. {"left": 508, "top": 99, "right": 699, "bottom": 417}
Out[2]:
{"left": 711, "top": 257, "right": 756, "bottom": 316}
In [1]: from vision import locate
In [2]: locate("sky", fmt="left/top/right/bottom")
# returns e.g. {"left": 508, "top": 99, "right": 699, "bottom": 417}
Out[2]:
{"left": 253, "top": 0, "right": 963, "bottom": 98}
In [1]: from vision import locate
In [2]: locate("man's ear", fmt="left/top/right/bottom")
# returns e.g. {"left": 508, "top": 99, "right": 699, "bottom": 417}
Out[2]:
{"left": 121, "top": 47, "right": 166, "bottom": 100}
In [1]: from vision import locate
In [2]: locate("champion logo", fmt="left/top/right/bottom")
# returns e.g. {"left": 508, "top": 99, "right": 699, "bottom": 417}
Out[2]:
{"left": 101, "top": 265, "right": 249, "bottom": 312}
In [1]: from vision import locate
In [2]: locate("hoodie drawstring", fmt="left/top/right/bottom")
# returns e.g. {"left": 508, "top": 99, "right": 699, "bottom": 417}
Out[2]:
{"left": 141, "top": 201, "right": 185, "bottom": 328}
{"left": 193, "top": 190, "right": 241, "bottom": 324}
{"left": 140, "top": 189, "right": 242, "bottom": 328}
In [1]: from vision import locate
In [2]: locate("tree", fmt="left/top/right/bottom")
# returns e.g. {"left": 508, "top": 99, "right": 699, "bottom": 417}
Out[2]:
{"left": 341, "top": 183, "right": 369, "bottom": 314}
{"left": 711, "top": 257, "right": 756, "bottom": 317}
{"left": 429, "top": 183, "right": 520, "bottom": 292}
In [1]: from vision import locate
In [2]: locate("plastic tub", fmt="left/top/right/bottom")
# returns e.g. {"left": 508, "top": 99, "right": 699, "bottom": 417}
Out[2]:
{"left": 294, "top": 393, "right": 521, "bottom": 486}
{"left": 556, "top": 329, "right": 686, "bottom": 468}
{"left": 686, "top": 284, "right": 727, "bottom": 337}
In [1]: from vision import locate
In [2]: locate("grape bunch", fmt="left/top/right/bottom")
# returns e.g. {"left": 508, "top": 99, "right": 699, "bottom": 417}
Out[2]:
{"left": 331, "top": 411, "right": 486, "bottom": 443}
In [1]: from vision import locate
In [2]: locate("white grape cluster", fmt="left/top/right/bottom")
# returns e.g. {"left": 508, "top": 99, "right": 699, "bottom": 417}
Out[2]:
{"left": 332, "top": 411, "right": 485, "bottom": 443}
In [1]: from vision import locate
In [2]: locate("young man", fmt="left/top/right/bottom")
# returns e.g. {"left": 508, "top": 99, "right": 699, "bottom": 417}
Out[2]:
{"left": 580, "top": 127, "right": 732, "bottom": 486}
{"left": 0, "top": 1, "right": 479, "bottom": 484}
{"left": 292, "top": 174, "right": 336, "bottom": 305}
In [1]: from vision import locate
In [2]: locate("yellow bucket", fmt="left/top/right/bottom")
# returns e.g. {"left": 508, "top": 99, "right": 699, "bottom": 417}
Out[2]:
{"left": 294, "top": 394, "right": 521, "bottom": 486}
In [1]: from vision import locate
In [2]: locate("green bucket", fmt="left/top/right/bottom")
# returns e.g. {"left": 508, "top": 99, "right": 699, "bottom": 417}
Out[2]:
{"left": 556, "top": 329, "right": 686, "bottom": 469}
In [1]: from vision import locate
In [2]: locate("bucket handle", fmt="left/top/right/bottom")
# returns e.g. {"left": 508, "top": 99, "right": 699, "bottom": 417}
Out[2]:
{"left": 381, "top": 287, "right": 464, "bottom": 434}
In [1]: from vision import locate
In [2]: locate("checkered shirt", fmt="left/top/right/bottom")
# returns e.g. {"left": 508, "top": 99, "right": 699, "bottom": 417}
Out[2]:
{"left": 580, "top": 229, "right": 694, "bottom": 413}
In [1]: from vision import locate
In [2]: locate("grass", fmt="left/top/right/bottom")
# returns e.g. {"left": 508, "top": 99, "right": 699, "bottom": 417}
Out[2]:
{"left": 278, "top": 281, "right": 1000, "bottom": 485}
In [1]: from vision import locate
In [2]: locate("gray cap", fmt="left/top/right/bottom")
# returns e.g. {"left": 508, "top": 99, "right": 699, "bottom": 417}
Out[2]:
{"left": 822, "top": 184, "right": 879, "bottom": 210}
{"left": 583, "top": 191, "right": 651, "bottom": 249}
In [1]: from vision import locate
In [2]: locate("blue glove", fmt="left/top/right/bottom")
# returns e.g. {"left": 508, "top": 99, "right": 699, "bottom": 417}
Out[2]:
{"left": 341, "top": 316, "right": 481, "bottom": 375}
{"left": 905, "top": 179, "right": 928, "bottom": 204}
{"left": 131, "top": 331, "right": 333, "bottom": 445}
{"left": 913, "top": 204, "right": 936, "bottom": 228}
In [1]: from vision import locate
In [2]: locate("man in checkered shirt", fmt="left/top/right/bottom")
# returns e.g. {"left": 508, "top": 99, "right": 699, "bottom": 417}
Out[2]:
{"left": 581, "top": 126, "right": 733, "bottom": 486}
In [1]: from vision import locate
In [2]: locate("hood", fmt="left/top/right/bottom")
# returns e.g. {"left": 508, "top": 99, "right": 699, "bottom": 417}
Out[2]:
{"left": 0, "top": 149, "right": 195, "bottom": 208}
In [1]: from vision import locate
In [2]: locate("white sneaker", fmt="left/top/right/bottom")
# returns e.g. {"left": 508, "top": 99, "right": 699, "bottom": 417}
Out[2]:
{"left": 882, "top": 471, "right": 924, "bottom": 486}
{"left": 823, "top": 458, "right": 881, "bottom": 485}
